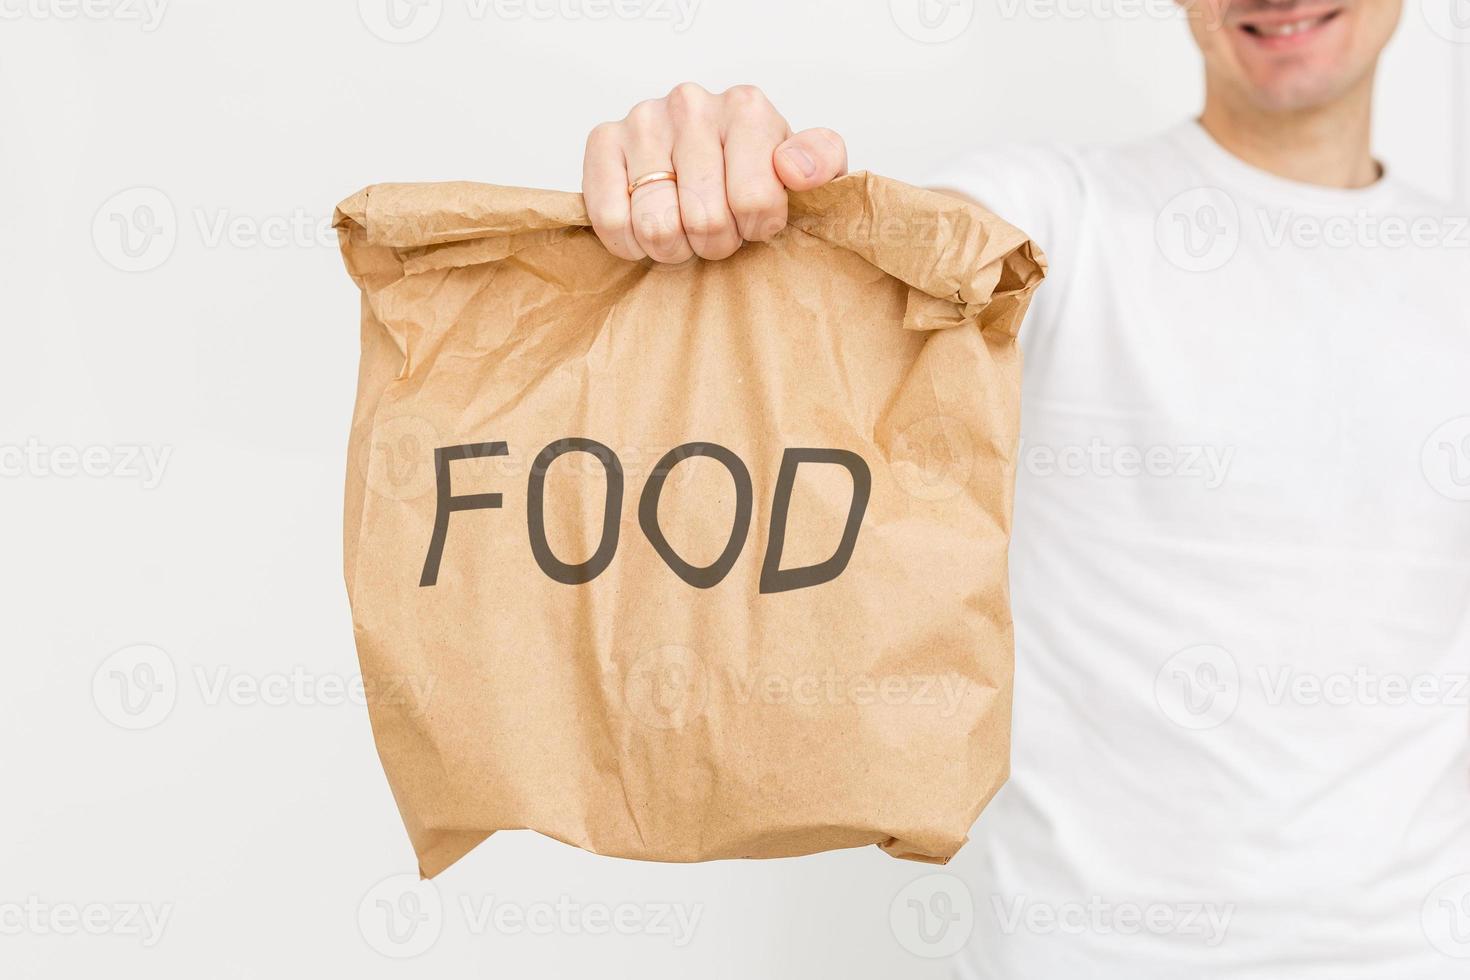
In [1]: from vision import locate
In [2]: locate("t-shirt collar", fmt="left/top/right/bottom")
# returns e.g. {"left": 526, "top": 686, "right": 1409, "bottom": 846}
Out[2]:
{"left": 1170, "top": 118, "right": 1400, "bottom": 211}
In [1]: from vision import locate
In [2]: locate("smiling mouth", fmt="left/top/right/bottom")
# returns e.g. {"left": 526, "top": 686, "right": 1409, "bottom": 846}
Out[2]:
{"left": 1236, "top": 8, "right": 1344, "bottom": 41}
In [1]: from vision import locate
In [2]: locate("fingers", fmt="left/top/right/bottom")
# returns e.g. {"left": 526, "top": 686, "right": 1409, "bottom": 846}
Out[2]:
{"left": 773, "top": 127, "right": 848, "bottom": 191}
{"left": 720, "top": 87, "right": 790, "bottom": 243}
{"left": 670, "top": 95, "right": 741, "bottom": 260}
{"left": 623, "top": 99, "right": 694, "bottom": 264}
{"left": 580, "top": 83, "right": 847, "bottom": 263}
{"left": 583, "top": 122, "right": 645, "bottom": 262}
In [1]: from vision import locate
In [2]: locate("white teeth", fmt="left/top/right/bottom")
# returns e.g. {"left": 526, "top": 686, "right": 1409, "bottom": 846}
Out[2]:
{"left": 1252, "top": 15, "right": 1326, "bottom": 36}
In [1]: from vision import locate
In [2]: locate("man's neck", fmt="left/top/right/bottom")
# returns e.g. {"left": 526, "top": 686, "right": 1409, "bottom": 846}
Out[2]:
{"left": 1198, "top": 80, "right": 1380, "bottom": 189}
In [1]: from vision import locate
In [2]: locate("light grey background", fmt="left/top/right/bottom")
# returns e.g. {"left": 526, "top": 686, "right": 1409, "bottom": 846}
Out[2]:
{"left": 2, "top": 1, "right": 1465, "bottom": 977}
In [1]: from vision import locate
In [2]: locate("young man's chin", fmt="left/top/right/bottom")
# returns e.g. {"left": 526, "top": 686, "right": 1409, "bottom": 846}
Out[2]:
{"left": 1185, "top": 0, "right": 1403, "bottom": 113}
{"left": 1237, "top": 67, "right": 1356, "bottom": 114}
{"left": 1225, "top": 3, "right": 1359, "bottom": 109}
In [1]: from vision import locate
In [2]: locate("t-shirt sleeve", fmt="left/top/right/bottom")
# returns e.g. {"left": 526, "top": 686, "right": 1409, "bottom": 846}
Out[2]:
{"left": 921, "top": 143, "right": 1087, "bottom": 352}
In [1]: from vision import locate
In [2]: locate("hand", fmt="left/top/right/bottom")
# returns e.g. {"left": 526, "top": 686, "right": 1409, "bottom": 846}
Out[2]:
{"left": 582, "top": 83, "right": 848, "bottom": 263}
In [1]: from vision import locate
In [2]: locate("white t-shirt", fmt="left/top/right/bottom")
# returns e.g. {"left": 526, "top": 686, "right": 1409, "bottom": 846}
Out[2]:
{"left": 924, "top": 121, "right": 1470, "bottom": 979}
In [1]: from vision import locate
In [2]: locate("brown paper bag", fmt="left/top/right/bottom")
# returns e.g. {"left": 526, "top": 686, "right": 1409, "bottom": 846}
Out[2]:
{"left": 335, "top": 173, "right": 1045, "bottom": 876}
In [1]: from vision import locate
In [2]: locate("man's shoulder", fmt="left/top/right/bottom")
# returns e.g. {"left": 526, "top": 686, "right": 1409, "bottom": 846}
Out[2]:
{"left": 924, "top": 123, "right": 1197, "bottom": 212}
{"left": 924, "top": 138, "right": 1088, "bottom": 201}
{"left": 921, "top": 138, "right": 1094, "bottom": 253}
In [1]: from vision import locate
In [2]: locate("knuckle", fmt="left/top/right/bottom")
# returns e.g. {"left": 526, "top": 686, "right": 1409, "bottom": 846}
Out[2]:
{"left": 665, "top": 81, "right": 709, "bottom": 116}
{"left": 624, "top": 99, "right": 665, "bottom": 133}
{"left": 596, "top": 233, "right": 636, "bottom": 260}
{"left": 721, "top": 84, "right": 769, "bottom": 113}
{"left": 635, "top": 209, "right": 681, "bottom": 246}
{"left": 643, "top": 236, "right": 691, "bottom": 262}
{"left": 723, "top": 87, "right": 785, "bottom": 131}
{"left": 588, "top": 206, "right": 627, "bottom": 235}
{"left": 691, "top": 237, "right": 740, "bottom": 260}
{"left": 586, "top": 121, "right": 621, "bottom": 148}
{"left": 740, "top": 217, "right": 787, "bottom": 243}
{"left": 641, "top": 228, "right": 682, "bottom": 253}
{"left": 732, "top": 200, "right": 788, "bottom": 242}
{"left": 586, "top": 217, "right": 625, "bottom": 249}
{"left": 681, "top": 210, "right": 732, "bottom": 241}
{"left": 727, "top": 183, "right": 785, "bottom": 217}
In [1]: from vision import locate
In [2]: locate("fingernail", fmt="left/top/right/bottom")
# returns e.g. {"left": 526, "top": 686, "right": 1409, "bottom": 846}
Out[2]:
{"left": 782, "top": 146, "right": 816, "bottom": 179}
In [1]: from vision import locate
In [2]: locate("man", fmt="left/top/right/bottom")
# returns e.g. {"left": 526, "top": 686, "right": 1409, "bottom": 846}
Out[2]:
{"left": 581, "top": 1, "right": 1470, "bottom": 976}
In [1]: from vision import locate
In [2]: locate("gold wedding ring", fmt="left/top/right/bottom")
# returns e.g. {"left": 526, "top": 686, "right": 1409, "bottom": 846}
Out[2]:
{"left": 628, "top": 170, "right": 677, "bottom": 195}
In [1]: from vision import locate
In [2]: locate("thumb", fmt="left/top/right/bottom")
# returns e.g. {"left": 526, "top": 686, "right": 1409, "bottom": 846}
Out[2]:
{"left": 772, "top": 128, "right": 848, "bottom": 191}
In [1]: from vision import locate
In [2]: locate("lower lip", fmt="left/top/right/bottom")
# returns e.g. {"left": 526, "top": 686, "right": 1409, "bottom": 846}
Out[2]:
{"left": 1237, "top": 12, "right": 1342, "bottom": 51}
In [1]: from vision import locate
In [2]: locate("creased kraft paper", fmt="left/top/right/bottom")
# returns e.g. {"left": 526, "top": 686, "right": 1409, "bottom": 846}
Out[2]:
{"left": 335, "top": 172, "right": 1046, "bottom": 876}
